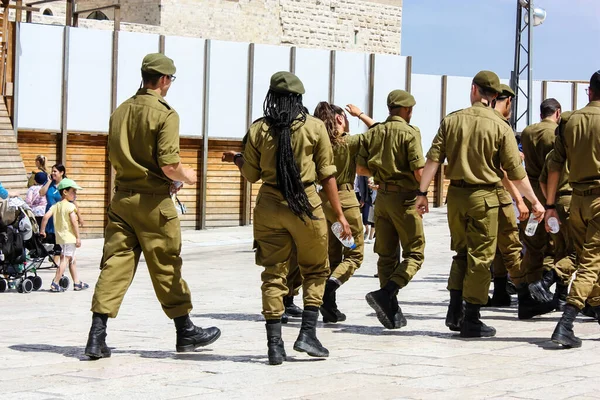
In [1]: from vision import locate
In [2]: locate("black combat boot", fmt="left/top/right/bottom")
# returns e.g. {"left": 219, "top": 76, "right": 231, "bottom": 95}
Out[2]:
{"left": 491, "top": 276, "right": 512, "bottom": 307}
{"left": 281, "top": 312, "right": 289, "bottom": 324}
{"left": 553, "top": 283, "right": 568, "bottom": 311}
{"left": 506, "top": 277, "right": 517, "bottom": 295}
{"left": 445, "top": 290, "right": 464, "bottom": 332}
{"left": 85, "top": 313, "right": 111, "bottom": 360}
{"left": 265, "top": 321, "right": 286, "bottom": 365}
{"left": 174, "top": 315, "right": 221, "bottom": 352}
{"left": 460, "top": 302, "right": 496, "bottom": 338}
{"left": 517, "top": 284, "right": 555, "bottom": 320}
{"left": 528, "top": 269, "right": 557, "bottom": 303}
{"left": 320, "top": 280, "right": 346, "bottom": 323}
{"left": 293, "top": 308, "right": 329, "bottom": 357}
{"left": 365, "top": 281, "right": 399, "bottom": 329}
{"left": 391, "top": 295, "right": 407, "bottom": 329}
{"left": 581, "top": 302, "right": 597, "bottom": 319}
{"left": 284, "top": 296, "right": 303, "bottom": 318}
{"left": 551, "top": 304, "right": 582, "bottom": 348}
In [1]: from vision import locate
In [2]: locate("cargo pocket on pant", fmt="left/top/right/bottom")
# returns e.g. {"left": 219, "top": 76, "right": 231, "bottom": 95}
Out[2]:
{"left": 159, "top": 202, "right": 181, "bottom": 250}
{"left": 483, "top": 195, "right": 500, "bottom": 238}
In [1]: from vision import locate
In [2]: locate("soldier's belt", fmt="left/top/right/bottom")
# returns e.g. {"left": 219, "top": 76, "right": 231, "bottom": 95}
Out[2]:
{"left": 573, "top": 187, "right": 600, "bottom": 197}
{"left": 337, "top": 183, "right": 354, "bottom": 191}
{"left": 379, "top": 182, "right": 415, "bottom": 193}
{"left": 557, "top": 190, "right": 573, "bottom": 197}
{"left": 450, "top": 180, "right": 497, "bottom": 189}
{"left": 114, "top": 186, "right": 170, "bottom": 195}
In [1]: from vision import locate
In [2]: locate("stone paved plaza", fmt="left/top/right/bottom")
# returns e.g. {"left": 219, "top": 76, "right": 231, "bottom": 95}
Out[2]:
{"left": 1, "top": 208, "right": 600, "bottom": 399}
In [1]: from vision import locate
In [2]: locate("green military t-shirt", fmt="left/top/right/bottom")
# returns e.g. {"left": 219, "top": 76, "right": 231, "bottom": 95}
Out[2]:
{"left": 332, "top": 134, "right": 362, "bottom": 186}
{"left": 521, "top": 119, "right": 558, "bottom": 181}
{"left": 240, "top": 115, "right": 336, "bottom": 185}
{"left": 549, "top": 101, "right": 600, "bottom": 191}
{"left": 108, "top": 89, "right": 180, "bottom": 193}
{"left": 356, "top": 115, "right": 425, "bottom": 190}
{"left": 427, "top": 102, "right": 526, "bottom": 184}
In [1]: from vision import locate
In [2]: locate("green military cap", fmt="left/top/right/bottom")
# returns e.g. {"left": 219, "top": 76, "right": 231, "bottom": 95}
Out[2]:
{"left": 499, "top": 84, "right": 515, "bottom": 98}
{"left": 387, "top": 90, "right": 416, "bottom": 108}
{"left": 473, "top": 70, "right": 502, "bottom": 93}
{"left": 141, "top": 53, "right": 176, "bottom": 76}
{"left": 57, "top": 178, "right": 82, "bottom": 191}
{"left": 269, "top": 71, "right": 305, "bottom": 95}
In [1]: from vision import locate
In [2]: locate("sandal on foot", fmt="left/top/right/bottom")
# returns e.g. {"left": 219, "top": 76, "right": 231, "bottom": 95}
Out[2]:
{"left": 50, "top": 282, "right": 64, "bottom": 292}
{"left": 74, "top": 282, "right": 89, "bottom": 291}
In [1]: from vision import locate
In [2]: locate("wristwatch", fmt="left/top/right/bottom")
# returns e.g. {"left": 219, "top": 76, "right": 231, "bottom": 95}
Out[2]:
{"left": 416, "top": 190, "right": 428, "bottom": 197}
{"left": 233, "top": 153, "right": 243, "bottom": 165}
{"left": 544, "top": 204, "right": 556, "bottom": 210}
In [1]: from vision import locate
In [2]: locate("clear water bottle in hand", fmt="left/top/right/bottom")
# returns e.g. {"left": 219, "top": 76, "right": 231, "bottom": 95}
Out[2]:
{"left": 524, "top": 214, "right": 539, "bottom": 237}
{"left": 548, "top": 217, "right": 560, "bottom": 234}
{"left": 331, "top": 222, "right": 356, "bottom": 249}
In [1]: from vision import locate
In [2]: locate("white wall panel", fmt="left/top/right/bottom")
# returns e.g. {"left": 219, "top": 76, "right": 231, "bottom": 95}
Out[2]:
{"left": 17, "top": 24, "right": 64, "bottom": 130}
{"left": 372, "top": 54, "right": 407, "bottom": 123}
{"left": 546, "top": 82, "right": 573, "bottom": 112}
{"left": 577, "top": 83, "right": 589, "bottom": 110}
{"left": 410, "top": 74, "right": 442, "bottom": 153}
{"left": 251, "top": 44, "right": 290, "bottom": 122}
{"left": 67, "top": 28, "right": 112, "bottom": 132}
{"left": 207, "top": 40, "right": 248, "bottom": 138}
{"left": 445, "top": 76, "right": 472, "bottom": 115}
{"left": 333, "top": 51, "right": 370, "bottom": 133}
{"left": 295, "top": 47, "right": 330, "bottom": 115}
{"left": 164, "top": 36, "right": 205, "bottom": 136}
{"left": 116, "top": 31, "right": 159, "bottom": 106}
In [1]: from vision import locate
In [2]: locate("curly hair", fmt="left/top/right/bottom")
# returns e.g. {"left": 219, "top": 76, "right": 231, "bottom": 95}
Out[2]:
{"left": 314, "top": 101, "right": 345, "bottom": 147}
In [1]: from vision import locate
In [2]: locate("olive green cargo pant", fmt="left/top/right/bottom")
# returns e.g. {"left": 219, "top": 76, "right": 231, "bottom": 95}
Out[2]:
{"left": 447, "top": 186, "right": 499, "bottom": 305}
{"left": 91, "top": 191, "right": 192, "bottom": 319}
{"left": 373, "top": 190, "right": 425, "bottom": 289}
{"left": 492, "top": 188, "right": 525, "bottom": 284}
{"left": 285, "top": 248, "right": 302, "bottom": 297}
{"left": 566, "top": 194, "right": 600, "bottom": 309}
{"left": 254, "top": 185, "right": 329, "bottom": 320}
{"left": 552, "top": 194, "right": 577, "bottom": 285}
{"left": 320, "top": 186, "right": 364, "bottom": 285}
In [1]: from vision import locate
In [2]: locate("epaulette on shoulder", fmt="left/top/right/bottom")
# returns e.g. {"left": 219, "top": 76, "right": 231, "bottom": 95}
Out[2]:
{"left": 446, "top": 109, "right": 462, "bottom": 117}
{"left": 252, "top": 117, "right": 265, "bottom": 125}
{"left": 368, "top": 122, "right": 382, "bottom": 129}
{"left": 158, "top": 99, "right": 172, "bottom": 110}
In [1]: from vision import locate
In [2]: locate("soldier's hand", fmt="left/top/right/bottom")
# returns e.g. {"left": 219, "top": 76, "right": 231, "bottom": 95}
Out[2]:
{"left": 222, "top": 151, "right": 237, "bottom": 163}
{"left": 415, "top": 195, "right": 429, "bottom": 217}
{"left": 544, "top": 208, "right": 560, "bottom": 232}
{"left": 516, "top": 200, "right": 529, "bottom": 222}
{"left": 337, "top": 216, "right": 352, "bottom": 240}
{"left": 76, "top": 238, "right": 81, "bottom": 248}
{"left": 184, "top": 169, "right": 198, "bottom": 186}
{"left": 531, "top": 202, "right": 545, "bottom": 222}
{"left": 345, "top": 104, "right": 363, "bottom": 117}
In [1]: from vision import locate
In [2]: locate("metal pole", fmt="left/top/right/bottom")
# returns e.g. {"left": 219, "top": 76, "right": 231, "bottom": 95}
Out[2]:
{"left": 527, "top": 2, "right": 534, "bottom": 126}
{"left": 511, "top": 0, "right": 522, "bottom": 129}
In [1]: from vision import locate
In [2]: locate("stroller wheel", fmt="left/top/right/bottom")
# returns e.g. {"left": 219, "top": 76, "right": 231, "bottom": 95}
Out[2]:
{"left": 32, "top": 276, "right": 43, "bottom": 291}
{"left": 0, "top": 279, "right": 7, "bottom": 292}
{"left": 59, "top": 276, "right": 70, "bottom": 289}
{"left": 21, "top": 278, "right": 34, "bottom": 294}
{"left": 17, "top": 281, "right": 23, "bottom": 293}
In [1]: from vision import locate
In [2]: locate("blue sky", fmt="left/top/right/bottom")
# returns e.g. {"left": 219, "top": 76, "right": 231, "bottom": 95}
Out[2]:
{"left": 401, "top": 0, "right": 600, "bottom": 81}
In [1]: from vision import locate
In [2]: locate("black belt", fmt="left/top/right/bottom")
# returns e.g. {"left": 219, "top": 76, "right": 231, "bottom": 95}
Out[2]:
{"left": 557, "top": 190, "right": 573, "bottom": 197}
{"left": 379, "top": 182, "right": 415, "bottom": 193}
{"left": 573, "top": 188, "right": 600, "bottom": 197}
{"left": 450, "top": 180, "right": 497, "bottom": 189}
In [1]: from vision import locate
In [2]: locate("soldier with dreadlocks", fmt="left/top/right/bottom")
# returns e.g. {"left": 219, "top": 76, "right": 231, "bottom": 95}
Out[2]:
{"left": 223, "top": 71, "right": 351, "bottom": 365}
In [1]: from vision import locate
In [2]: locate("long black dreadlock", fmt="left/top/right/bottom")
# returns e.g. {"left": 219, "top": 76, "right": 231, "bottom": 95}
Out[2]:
{"left": 263, "top": 89, "right": 316, "bottom": 221}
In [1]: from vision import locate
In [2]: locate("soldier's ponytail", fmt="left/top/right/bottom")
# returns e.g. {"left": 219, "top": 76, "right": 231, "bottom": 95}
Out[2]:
{"left": 263, "top": 90, "right": 316, "bottom": 221}
{"left": 314, "top": 102, "right": 345, "bottom": 147}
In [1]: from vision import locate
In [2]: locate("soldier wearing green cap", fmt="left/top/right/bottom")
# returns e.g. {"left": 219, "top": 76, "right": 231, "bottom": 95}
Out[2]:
{"left": 416, "top": 71, "right": 545, "bottom": 338}
{"left": 222, "top": 71, "right": 351, "bottom": 365}
{"left": 85, "top": 53, "right": 221, "bottom": 360}
{"left": 355, "top": 89, "right": 426, "bottom": 330}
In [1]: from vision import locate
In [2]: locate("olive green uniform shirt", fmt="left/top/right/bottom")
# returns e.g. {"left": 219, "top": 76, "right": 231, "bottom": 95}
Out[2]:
{"left": 333, "top": 134, "right": 362, "bottom": 185}
{"left": 427, "top": 102, "right": 526, "bottom": 183}
{"left": 240, "top": 115, "right": 336, "bottom": 185}
{"left": 356, "top": 115, "right": 425, "bottom": 190}
{"left": 521, "top": 119, "right": 558, "bottom": 181}
{"left": 549, "top": 101, "right": 600, "bottom": 191}
{"left": 539, "top": 150, "right": 570, "bottom": 192}
{"left": 108, "top": 89, "right": 180, "bottom": 193}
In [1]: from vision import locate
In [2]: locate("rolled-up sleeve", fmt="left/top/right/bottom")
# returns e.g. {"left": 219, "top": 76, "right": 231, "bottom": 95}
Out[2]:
{"left": 407, "top": 129, "right": 426, "bottom": 171}
{"left": 356, "top": 130, "right": 371, "bottom": 168}
{"left": 426, "top": 122, "right": 447, "bottom": 163}
{"left": 500, "top": 129, "right": 526, "bottom": 181}
{"left": 314, "top": 123, "right": 337, "bottom": 180}
{"left": 548, "top": 130, "right": 567, "bottom": 172}
{"left": 240, "top": 130, "right": 261, "bottom": 183}
{"left": 157, "top": 111, "right": 181, "bottom": 167}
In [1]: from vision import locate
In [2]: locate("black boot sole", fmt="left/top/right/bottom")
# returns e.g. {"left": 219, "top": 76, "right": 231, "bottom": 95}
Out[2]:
{"left": 85, "top": 346, "right": 111, "bottom": 360}
{"left": 320, "top": 305, "right": 339, "bottom": 323}
{"left": 365, "top": 293, "right": 395, "bottom": 329}
{"left": 293, "top": 341, "right": 329, "bottom": 357}
{"left": 176, "top": 330, "right": 222, "bottom": 352}
{"left": 551, "top": 332, "right": 582, "bottom": 348}
{"left": 285, "top": 307, "right": 303, "bottom": 318}
{"left": 528, "top": 282, "right": 554, "bottom": 303}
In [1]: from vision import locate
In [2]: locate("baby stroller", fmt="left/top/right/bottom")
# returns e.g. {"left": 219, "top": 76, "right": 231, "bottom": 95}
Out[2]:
{"left": 0, "top": 198, "right": 65, "bottom": 293}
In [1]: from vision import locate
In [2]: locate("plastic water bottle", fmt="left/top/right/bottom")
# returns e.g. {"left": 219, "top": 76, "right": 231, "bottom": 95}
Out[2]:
{"left": 0, "top": 250, "right": 4, "bottom": 262}
{"left": 331, "top": 222, "right": 357, "bottom": 249}
{"left": 548, "top": 217, "right": 560, "bottom": 234}
{"left": 524, "top": 214, "right": 539, "bottom": 237}
{"left": 513, "top": 202, "right": 520, "bottom": 224}
{"left": 171, "top": 181, "right": 183, "bottom": 195}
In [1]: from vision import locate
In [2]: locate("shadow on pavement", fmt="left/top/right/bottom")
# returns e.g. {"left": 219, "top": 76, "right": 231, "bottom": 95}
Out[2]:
{"left": 192, "top": 313, "right": 262, "bottom": 322}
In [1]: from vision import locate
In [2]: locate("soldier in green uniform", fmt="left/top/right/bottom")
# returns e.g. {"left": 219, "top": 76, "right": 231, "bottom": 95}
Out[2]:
{"left": 222, "top": 72, "right": 351, "bottom": 365}
{"left": 549, "top": 71, "right": 600, "bottom": 348}
{"left": 357, "top": 90, "right": 426, "bottom": 330}
{"left": 519, "top": 99, "right": 562, "bottom": 284}
{"left": 416, "top": 71, "right": 545, "bottom": 338}
{"left": 85, "top": 54, "right": 221, "bottom": 359}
